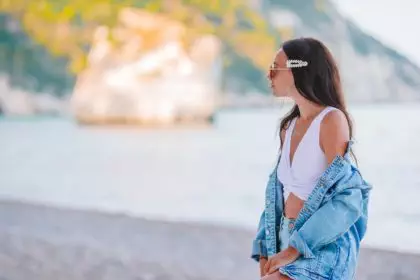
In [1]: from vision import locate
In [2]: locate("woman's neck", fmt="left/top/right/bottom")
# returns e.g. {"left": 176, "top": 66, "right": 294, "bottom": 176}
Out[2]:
{"left": 296, "top": 100, "right": 325, "bottom": 121}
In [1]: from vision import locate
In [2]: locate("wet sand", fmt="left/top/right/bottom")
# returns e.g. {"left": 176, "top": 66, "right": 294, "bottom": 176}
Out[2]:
{"left": 0, "top": 199, "right": 419, "bottom": 280}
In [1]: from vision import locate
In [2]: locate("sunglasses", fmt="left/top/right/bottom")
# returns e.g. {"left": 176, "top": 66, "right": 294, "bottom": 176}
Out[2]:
{"left": 269, "top": 63, "right": 289, "bottom": 80}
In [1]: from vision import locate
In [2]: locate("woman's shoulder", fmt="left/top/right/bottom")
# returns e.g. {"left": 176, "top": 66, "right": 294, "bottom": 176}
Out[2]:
{"left": 320, "top": 108, "right": 350, "bottom": 164}
{"left": 280, "top": 118, "right": 294, "bottom": 148}
{"left": 322, "top": 107, "right": 347, "bottom": 127}
{"left": 280, "top": 126, "right": 287, "bottom": 147}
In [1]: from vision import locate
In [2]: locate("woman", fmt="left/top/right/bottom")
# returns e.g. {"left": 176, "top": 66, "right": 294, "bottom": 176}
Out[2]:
{"left": 250, "top": 37, "right": 372, "bottom": 280}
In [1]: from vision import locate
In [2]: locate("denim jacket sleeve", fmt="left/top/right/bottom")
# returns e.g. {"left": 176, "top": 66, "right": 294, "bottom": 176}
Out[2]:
{"left": 289, "top": 186, "right": 363, "bottom": 259}
{"left": 251, "top": 210, "right": 268, "bottom": 262}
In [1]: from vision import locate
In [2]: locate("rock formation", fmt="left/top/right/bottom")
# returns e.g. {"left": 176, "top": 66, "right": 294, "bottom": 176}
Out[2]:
{"left": 71, "top": 9, "right": 223, "bottom": 125}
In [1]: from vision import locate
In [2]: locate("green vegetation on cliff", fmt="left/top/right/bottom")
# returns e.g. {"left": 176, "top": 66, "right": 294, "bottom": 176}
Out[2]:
{"left": 0, "top": 0, "right": 281, "bottom": 94}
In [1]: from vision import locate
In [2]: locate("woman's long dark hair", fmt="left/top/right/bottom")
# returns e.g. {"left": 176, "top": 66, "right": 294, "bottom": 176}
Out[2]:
{"left": 279, "top": 37, "right": 356, "bottom": 162}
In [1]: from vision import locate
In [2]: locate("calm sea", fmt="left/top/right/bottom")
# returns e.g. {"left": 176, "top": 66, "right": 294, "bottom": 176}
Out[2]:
{"left": 1, "top": 103, "right": 420, "bottom": 254}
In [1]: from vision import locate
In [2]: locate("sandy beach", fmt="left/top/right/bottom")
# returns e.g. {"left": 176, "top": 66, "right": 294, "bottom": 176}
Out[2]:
{"left": 0, "top": 199, "right": 419, "bottom": 280}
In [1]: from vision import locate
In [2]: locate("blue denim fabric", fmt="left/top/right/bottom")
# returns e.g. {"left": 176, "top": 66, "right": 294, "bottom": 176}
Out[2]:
{"left": 279, "top": 215, "right": 296, "bottom": 252}
{"left": 251, "top": 140, "right": 372, "bottom": 280}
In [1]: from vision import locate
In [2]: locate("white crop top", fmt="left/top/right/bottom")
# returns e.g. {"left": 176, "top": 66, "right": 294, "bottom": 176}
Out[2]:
{"left": 277, "top": 106, "right": 339, "bottom": 201}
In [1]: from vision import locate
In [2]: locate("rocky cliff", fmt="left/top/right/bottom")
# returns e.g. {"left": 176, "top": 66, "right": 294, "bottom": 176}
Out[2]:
{"left": 1, "top": 0, "right": 420, "bottom": 116}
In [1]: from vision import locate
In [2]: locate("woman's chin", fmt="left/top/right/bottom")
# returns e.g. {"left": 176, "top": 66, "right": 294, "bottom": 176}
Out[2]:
{"left": 272, "top": 90, "right": 285, "bottom": 98}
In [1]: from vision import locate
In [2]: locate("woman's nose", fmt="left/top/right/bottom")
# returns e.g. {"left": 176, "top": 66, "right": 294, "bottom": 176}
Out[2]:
{"left": 266, "top": 70, "right": 271, "bottom": 80}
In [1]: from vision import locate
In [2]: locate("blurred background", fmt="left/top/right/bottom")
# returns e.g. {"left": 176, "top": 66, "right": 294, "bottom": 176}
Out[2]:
{"left": 1, "top": 0, "right": 420, "bottom": 279}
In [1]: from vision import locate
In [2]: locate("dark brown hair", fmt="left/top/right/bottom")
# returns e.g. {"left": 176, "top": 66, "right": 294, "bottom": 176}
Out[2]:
{"left": 279, "top": 37, "right": 356, "bottom": 161}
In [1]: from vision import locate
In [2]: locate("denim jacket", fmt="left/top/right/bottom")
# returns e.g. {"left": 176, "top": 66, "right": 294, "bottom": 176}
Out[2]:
{"left": 251, "top": 140, "right": 372, "bottom": 279}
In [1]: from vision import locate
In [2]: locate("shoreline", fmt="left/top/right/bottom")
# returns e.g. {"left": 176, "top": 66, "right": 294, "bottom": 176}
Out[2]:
{"left": 1, "top": 199, "right": 419, "bottom": 280}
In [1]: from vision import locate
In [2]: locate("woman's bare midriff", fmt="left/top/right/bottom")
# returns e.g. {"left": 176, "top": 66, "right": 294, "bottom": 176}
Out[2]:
{"left": 284, "top": 192, "right": 305, "bottom": 219}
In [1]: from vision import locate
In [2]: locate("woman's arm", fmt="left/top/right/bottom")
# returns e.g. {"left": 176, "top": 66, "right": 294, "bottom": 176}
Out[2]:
{"left": 288, "top": 186, "right": 363, "bottom": 258}
{"left": 288, "top": 109, "right": 362, "bottom": 258}
{"left": 319, "top": 109, "right": 350, "bottom": 165}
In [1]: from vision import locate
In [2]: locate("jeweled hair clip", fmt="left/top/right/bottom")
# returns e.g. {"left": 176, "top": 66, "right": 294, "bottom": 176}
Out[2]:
{"left": 287, "top": 59, "right": 309, "bottom": 68}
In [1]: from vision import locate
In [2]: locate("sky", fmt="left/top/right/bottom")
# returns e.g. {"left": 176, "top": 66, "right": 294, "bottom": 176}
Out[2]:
{"left": 332, "top": 0, "right": 420, "bottom": 66}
